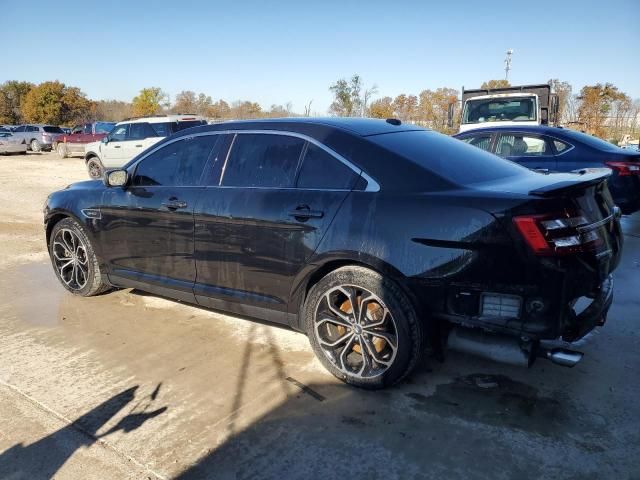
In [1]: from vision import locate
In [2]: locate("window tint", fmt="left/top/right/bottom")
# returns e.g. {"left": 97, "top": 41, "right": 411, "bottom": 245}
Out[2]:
{"left": 297, "top": 142, "right": 357, "bottom": 190}
{"left": 129, "top": 122, "right": 157, "bottom": 140}
{"left": 95, "top": 122, "right": 115, "bottom": 133}
{"left": 553, "top": 139, "right": 570, "bottom": 153}
{"left": 27, "top": 126, "right": 38, "bottom": 132}
{"left": 150, "top": 122, "right": 172, "bottom": 137}
{"left": 13, "top": 126, "right": 25, "bottom": 132}
{"left": 109, "top": 124, "right": 129, "bottom": 142}
{"left": 83, "top": 124, "right": 92, "bottom": 134}
{"left": 43, "top": 126, "right": 63, "bottom": 133}
{"left": 175, "top": 120, "right": 206, "bottom": 132}
{"left": 133, "top": 135, "right": 219, "bottom": 187}
{"left": 369, "top": 130, "right": 530, "bottom": 186}
{"left": 459, "top": 134, "right": 493, "bottom": 152}
{"left": 496, "top": 134, "right": 550, "bottom": 157}
{"left": 222, "top": 134, "right": 305, "bottom": 187}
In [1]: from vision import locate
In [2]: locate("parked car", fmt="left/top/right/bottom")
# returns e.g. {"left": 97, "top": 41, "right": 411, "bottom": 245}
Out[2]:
{"left": 0, "top": 131, "right": 28, "bottom": 154}
{"left": 54, "top": 121, "right": 116, "bottom": 158}
{"left": 83, "top": 115, "right": 207, "bottom": 178}
{"left": 11, "top": 124, "right": 65, "bottom": 152}
{"left": 45, "top": 118, "right": 622, "bottom": 389}
{"left": 454, "top": 126, "right": 640, "bottom": 214}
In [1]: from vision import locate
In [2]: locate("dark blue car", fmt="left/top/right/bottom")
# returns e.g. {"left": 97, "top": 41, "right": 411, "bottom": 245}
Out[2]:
{"left": 454, "top": 126, "right": 640, "bottom": 214}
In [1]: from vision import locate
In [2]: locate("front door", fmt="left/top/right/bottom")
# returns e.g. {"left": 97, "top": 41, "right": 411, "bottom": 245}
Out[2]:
{"left": 193, "top": 133, "right": 359, "bottom": 324}
{"left": 99, "top": 134, "right": 221, "bottom": 301}
{"left": 101, "top": 123, "right": 131, "bottom": 167}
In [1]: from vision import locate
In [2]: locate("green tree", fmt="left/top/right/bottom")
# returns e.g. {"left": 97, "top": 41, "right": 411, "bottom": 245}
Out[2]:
{"left": 131, "top": 87, "right": 167, "bottom": 117}
{"left": 329, "top": 74, "right": 363, "bottom": 116}
{"left": 21, "top": 81, "right": 94, "bottom": 125}
{"left": 480, "top": 79, "right": 511, "bottom": 89}
{"left": 0, "top": 81, "right": 34, "bottom": 124}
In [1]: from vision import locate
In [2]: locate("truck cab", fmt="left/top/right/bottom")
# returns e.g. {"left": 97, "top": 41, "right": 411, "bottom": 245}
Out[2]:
{"left": 458, "top": 84, "right": 558, "bottom": 133}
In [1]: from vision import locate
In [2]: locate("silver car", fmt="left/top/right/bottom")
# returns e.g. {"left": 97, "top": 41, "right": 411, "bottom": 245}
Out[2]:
{"left": 0, "top": 131, "right": 28, "bottom": 154}
{"left": 11, "top": 124, "right": 64, "bottom": 152}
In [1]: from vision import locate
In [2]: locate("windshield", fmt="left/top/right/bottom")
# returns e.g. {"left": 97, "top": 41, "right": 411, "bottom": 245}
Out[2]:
{"left": 463, "top": 97, "right": 536, "bottom": 124}
{"left": 43, "top": 126, "right": 64, "bottom": 133}
{"left": 369, "top": 130, "right": 531, "bottom": 186}
{"left": 95, "top": 122, "right": 115, "bottom": 134}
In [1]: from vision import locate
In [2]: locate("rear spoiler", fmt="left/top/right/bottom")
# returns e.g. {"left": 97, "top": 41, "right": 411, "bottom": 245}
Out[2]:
{"left": 529, "top": 169, "right": 611, "bottom": 197}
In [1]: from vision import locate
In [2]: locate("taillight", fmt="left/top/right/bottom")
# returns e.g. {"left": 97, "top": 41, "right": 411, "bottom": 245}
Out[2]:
{"left": 605, "top": 161, "right": 640, "bottom": 176}
{"left": 513, "top": 213, "right": 603, "bottom": 255}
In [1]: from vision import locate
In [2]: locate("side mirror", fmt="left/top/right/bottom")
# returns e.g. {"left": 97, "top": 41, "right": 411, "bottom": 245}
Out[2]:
{"left": 105, "top": 169, "right": 128, "bottom": 187}
{"left": 101, "top": 136, "right": 109, "bottom": 144}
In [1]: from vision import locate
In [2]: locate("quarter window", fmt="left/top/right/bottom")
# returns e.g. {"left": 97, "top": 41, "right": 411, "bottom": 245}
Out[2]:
{"left": 496, "top": 134, "right": 550, "bottom": 157}
{"left": 222, "top": 134, "right": 305, "bottom": 188}
{"left": 133, "top": 135, "right": 219, "bottom": 187}
{"left": 553, "top": 139, "right": 570, "bottom": 153}
{"left": 297, "top": 142, "right": 358, "bottom": 190}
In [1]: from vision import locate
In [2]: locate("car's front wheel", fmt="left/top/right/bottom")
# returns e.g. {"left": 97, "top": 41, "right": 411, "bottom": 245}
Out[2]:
{"left": 86, "top": 157, "right": 103, "bottom": 179}
{"left": 304, "top": 266, "right": 424, "bottom": 389}
{"left": 57, "top": 143, "right": 68, "bottom": 158}
{"left": 49, "top": 218, "right": 110, "bottom": 296}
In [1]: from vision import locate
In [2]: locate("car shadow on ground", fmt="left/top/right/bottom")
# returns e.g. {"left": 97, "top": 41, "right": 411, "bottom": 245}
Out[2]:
{"left": 0, "top": 384, "right": 167, "bottom": 479}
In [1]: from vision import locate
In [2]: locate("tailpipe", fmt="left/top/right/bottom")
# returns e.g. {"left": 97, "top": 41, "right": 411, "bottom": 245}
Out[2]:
{"left": 540, "top": 348, "right": 583, "bottom": 367}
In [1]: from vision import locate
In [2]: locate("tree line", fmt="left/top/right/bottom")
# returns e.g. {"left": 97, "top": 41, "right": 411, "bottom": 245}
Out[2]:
{"left": 1, "top": 77, "right": 638, "bottom": 142}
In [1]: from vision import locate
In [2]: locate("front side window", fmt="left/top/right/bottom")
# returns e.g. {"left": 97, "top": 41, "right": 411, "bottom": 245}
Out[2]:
{"left": 83, "top": 124, "right": 92, "bottom": 134}
{"left": 27, "top": 126, "right": 38, "bottom": 132}
{"left": 463, "top": 97, "right": 536, "bottom": 124}
{"left": 133, "top": 135, "right": 219, "bottom": 187}
{"left": 296, "top": 142, "right": 358, "bottom": 190}
{"left": 222, "top": 134, "right": 305, "bottom": 188}
{"left": 109, "top": 124, "right": 129, "bottom": 142}
{"left": 13, "top": 126, "right": 25, "bottom": 132}
{"left": 95, "top": 122, "right": 115, "bottom": 134}
{"left": 496, "top": 134, "right": 550, "bottom": 157}
{"left": 459, "top": 134, "right": 493, "bottom": 152}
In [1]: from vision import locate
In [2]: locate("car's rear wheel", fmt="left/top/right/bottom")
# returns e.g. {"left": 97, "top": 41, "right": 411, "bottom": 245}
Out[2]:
{"left": 304, "top": 266, "right": 423, "bottom": 389}
{"left": 86, "top": 157, "right": 103, "bottom": 179}
{"left": 30, "top": 139, "right": 41, "bottom": 152}
{"left": 57, "top": 143, "right": 68, "bottom": 158}
{"left": 49, "top": 218, "right": 110, "bottom": 296}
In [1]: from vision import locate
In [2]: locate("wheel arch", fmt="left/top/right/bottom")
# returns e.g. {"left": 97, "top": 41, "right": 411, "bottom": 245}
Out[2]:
{"left": 289, "top": 253, "right": 420, "bottom": 332}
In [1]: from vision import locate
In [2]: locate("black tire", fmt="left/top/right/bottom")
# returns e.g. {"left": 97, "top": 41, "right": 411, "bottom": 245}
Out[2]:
{"left": 304, "top": 266, "right": 423, "bottom": 389}
{"left": 30, "top": 139, "right": 41, "bottom": 152}
{"left": 48, "top": 217, "right": 110, "bottom": 297}
{"left": 86, "top": 157, "right": 103, "bottom": 179}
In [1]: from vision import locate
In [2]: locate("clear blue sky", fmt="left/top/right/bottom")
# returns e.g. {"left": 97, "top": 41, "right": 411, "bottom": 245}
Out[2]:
{"left": 2, "top": 0, "right": 638, "bottom": 113}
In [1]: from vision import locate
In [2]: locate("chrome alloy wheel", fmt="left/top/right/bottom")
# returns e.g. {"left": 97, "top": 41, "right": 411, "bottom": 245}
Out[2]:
{"left": 52, "top": 228, "right": 89, "bottom": 290}
{"left": 314, "top": 285, "right": 399, "bottom": 379}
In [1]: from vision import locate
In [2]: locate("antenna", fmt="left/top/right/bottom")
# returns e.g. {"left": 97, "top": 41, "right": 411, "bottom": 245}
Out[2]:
{"left": 504, "top": 49, "right": 513, "bottom": 81}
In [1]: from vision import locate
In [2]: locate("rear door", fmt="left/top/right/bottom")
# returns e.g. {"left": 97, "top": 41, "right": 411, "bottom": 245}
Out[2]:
{"left": 193, "top": 132, "right": 357, "bottom": 323}
{"left": 99, "top": 134, "right": 221, "bottom": 300}
{"left": 495, "top": 132, "right": 557, "bottom": 172}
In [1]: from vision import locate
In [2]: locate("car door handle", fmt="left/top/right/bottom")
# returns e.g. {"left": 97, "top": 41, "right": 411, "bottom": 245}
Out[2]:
{"left": 114, "top": 145, "right": 121, "bottom": 149}
{"left": 162, "top": 200, "right": 188, "bottom": 210}
{"left": 288, "top": 206, "right": 324, "bottom": 220}
{"left": 135, "top": 144, "right": 143, "bottom": 147}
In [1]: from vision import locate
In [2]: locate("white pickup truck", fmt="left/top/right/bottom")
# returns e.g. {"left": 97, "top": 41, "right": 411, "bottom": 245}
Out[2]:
{"left": 458, "top": 84, "right": 558, "bottom": 133}
{"left": 84, "top": 115, "right": 206, "bottom": 179}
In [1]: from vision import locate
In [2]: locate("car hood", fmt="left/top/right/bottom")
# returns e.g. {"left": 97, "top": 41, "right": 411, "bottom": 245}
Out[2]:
{"left": 64, "top": 179, "right": 103, "bottom": 191}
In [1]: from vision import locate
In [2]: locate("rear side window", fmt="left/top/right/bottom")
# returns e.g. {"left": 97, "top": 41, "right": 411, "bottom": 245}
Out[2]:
{"left": 133, "top": 135, "right": 219, "bottom": 187}
{"left": 175, "top": 120, "right": 206, "bottom": 132}
{"left": 129, "top": 122, "right": 157, "bottom": 140}
{"left": 296, "top": 142, "right": 358, "bottom": 190}
{"left": 222, "top": 134, "right": 305, "bottom": 188}
{"left": 370, "top": 130, "right": 530, "bottom": 186}
{"left": 150, "top": 122, "right": 172, "bottom": 137}
{"left": 496, "top": 134, "right": 550, "bottom": 157}
{"left": 43, "top": 126, "right": 63, "bottom": 133}
{"left": 459, "top": 134, "right": 493, "bottom": 152}
{"left": 14, "top": 126, "right": 25, "bottom": 132}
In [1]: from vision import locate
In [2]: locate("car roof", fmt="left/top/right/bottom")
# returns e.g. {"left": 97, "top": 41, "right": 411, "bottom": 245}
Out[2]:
{"left": 196, "top": 117, "right": 423, "bottom": 137}
{"left": 118, "top": 115, "right": 205, "bottom": 125}
{"left": 453, "top": 125, "right": 570, "bottom": 137}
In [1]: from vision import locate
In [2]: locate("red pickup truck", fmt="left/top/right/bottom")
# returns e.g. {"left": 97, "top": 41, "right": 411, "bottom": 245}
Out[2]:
{"left": 54, "top": 121, "right": 116, "bottom": 158}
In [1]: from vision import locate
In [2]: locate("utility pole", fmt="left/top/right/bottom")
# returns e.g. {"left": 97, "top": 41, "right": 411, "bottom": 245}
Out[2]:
{"left": 504, "top": 49, "right": 513, "bottom": 81}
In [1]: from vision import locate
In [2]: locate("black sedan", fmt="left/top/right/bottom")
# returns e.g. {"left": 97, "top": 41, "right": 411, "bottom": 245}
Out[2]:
{"left": 454, "top": 125, "right": 640, "bottom": 214}
{"left": 45, "top": 118, "right": 622, "bottom": 389}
